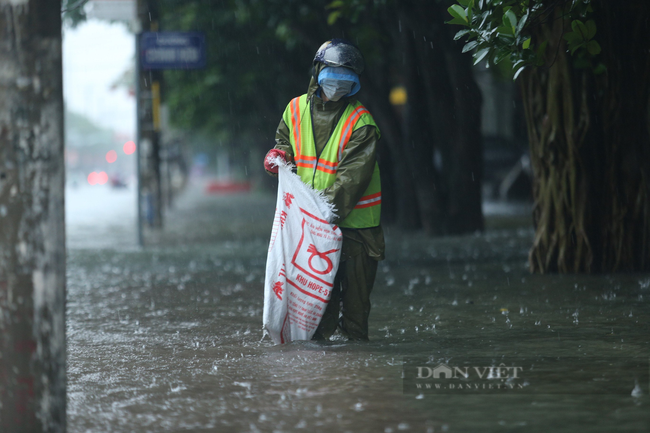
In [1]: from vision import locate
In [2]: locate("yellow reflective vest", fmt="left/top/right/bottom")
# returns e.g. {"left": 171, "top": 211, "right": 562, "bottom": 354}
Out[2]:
{"left": 282, "top": 94, "right": 381, "bottom": 229}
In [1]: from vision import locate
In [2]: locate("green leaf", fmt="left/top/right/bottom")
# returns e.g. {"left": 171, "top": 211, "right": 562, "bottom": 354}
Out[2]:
{"left": 504, "top": 9, "right": 517, "bottom": 32}
{"left": 326, "top": 0, "right": 344, "bottom": 9}
{"left": 513, "top": 65, "right": 526, "bottom": 81}
{"left": 473, "top": 47, "right": 490, "bottom": 65}
{"left": 493, "top": 50, "right": 510, "bottom": 64}
{"left": 522, "top": 38, "right": 531, "bottom": 49}
{"left": 462, "top": 40, "right": 480, "bottom": 53}
{"left": 516, "top": 12, "right": 529, "bottom": 36}
{"left": 497, "top": 25, "right": 513, "bottom": 35}
{"left": 586, "top": 40, "right": 601, "bottom": 55}
{"left": 327, "top": 10, "right": 341, "bottom": 25}
{"left": 585, "top": 19, "right": 597, "bottom": 39}
{"left": 572, "top": 20, "right": 589, "bottom": 40}
{"left": 454, "top": 29, "right": 471, "bottom": 40}
{"left": 448, "top": 4, "right": 468, "bottom": 23}
{"left": 447, "top": 17, "right": 470, "bottom": 26}
{"left": 457, "top": 0, "right": 472, "bottom": 6}
{"left": 570, "top": 42, "right": 584, "bottom": 55}
{"left": 479, "top": 11, "right": 490, "bottom": 28}
{"left": 497, "top": 33, "right": 516, "bottom": 44}
{"left": 593, "top": 63, "right": 607, "bottom": 75}
{"left": 563, "top": 32, "right": 582, "bottom": 45}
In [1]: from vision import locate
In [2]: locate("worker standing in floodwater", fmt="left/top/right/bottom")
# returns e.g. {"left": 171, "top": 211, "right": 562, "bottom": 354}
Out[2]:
{"left": 264, "top": 39, "right": 384, "bottom": 341}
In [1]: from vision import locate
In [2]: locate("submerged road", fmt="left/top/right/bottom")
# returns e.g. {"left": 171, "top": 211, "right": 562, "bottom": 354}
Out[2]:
{"left": 66, "top": 183, "right": 650, "bottom": 432}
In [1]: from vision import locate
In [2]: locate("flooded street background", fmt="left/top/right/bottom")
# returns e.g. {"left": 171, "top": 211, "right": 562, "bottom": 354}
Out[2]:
{"left": 66, "top": 184, "right": 649, "bottom": 432}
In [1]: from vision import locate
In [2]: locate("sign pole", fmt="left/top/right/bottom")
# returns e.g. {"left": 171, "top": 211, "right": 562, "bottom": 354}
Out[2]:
{"left": 135, "top": 30, "right": 144, "bottom": 247}
{"left": 135, "top": 2, "right": 206, "bottom": 246}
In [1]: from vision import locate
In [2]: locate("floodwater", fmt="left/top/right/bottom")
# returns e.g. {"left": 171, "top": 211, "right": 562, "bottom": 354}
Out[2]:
{"left": 66, "top": 183, "right": 650, "bottom": 432}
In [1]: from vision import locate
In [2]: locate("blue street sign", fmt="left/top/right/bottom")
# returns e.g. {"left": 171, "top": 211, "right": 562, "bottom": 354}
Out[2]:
{"left": 140, "top": 32, "right": 206, "bottom": 70}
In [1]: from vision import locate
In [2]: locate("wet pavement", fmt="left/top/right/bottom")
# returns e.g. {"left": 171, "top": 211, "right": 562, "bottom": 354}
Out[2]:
{"left": 66, "top": 183, "right": 650, "bottom": 432}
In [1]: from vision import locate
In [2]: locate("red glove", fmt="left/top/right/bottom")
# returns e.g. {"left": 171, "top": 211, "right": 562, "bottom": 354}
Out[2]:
{"left": 264, "top": 149, "right": 290, "bottom": 174}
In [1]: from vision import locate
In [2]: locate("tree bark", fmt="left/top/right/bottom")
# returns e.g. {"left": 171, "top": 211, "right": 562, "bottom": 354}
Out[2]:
{"left": 442, "top": 35, "right": 484, "bottom": 234}
{"left": 521, "top": 1, "right": 650, "bottom": 273}
{"left": 0, "top": 1, "right": 67, "bottom": 432}
{"left": 401, "top": 19, "right": 441, "bottom": 234}
{"left": 398, "top": 0, "right": 484, "bottom": 235}
{"left": 359, "top": 6, "right": 422, "bottom": 230}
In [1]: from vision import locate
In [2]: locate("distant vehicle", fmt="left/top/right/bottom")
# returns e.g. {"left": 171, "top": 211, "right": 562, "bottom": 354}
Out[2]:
{"left": 482, "top": 135, "right": 531, "bottom": 201}
{"left": 109, "top": 173, "right": 128, "bottom": 189}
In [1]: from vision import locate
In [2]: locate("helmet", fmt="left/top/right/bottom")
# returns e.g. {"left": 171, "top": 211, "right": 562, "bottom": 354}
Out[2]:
{"left": 313, "top": 39, "right": 364, "bottom": 75}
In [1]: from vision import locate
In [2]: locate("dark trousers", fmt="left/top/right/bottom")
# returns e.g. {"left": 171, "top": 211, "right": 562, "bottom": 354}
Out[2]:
{"left": 313, "top": 239, "right": 378, "bottom": 341}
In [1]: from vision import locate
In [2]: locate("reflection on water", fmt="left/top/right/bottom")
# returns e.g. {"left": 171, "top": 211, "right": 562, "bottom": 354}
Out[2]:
{"left": 67, "top": 186, "right": 649, "bottom": 432}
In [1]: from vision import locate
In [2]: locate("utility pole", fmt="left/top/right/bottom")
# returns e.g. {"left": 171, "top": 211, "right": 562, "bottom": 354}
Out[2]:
{"left": 0, "top": 1, "right": 67, "bottom": 432}
{"left": 136, "top": 0, "right": 163, "bottom": 246}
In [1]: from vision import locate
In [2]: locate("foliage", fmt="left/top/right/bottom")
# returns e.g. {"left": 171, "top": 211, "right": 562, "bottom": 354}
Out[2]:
{"left": 160, "top": 0, "right": 327, "bottom": 145}
{"left": 447, "top": 0, "right": 602, "bottom": 80}
{"left": 62, "top": 0, "right": 88, "bottom": 28}
{"left": 160, "top": 0, "right": 487, "bottom": 232}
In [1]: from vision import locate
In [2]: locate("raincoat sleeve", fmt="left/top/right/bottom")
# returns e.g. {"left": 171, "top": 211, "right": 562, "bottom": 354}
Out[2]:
{"left": 323, "top": 125, "right": 378, "bottom": 225}
{"left": 273, "top": 115, "right": 294, "bottom": 157}
{"left": 265, "top": 117, "right": 294, "bottom": 177}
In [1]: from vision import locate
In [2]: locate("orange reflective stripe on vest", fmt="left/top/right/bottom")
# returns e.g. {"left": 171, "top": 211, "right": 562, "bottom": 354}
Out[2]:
{"left": 316, "top": 158, "right": 338, "bottom": 175}
{"left": 338, "top": 106, "right": 370, "bottom": 161}
{"left": 290, "top": 97, "right": 302, "bottom": 159}
{"left": 295, "top": 155, "right": 316, "bottom": 170}
{"left": 354, "top": 191, "right": 382, "bottom": 209}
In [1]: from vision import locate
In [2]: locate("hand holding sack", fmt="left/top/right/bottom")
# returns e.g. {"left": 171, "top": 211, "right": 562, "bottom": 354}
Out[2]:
{"left": 264, "top": 149, "right": 292, "bottom": 175}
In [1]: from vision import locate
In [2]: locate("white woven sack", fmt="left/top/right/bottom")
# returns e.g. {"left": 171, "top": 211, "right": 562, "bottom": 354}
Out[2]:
{"left": 263, "top": 158, "right": 342, "bottom": 344}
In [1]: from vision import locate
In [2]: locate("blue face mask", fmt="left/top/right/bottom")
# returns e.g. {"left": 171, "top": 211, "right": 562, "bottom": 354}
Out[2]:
{"left": 318, "top": 66, "right": 360, "bottom": 101}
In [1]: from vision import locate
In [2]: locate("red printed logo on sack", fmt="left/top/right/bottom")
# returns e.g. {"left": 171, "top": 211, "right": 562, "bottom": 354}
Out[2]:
{"left": 284, "top": 193, "right": 294, "bottom": 209}
{"left": 272, "top": 281, "right": 284, "bottom": 300}
{"left": 307, "top": 244, "right": 339, "bottom": 275}
{"left": 280, "top": 211, "right": 288, "bottom": 229}
{"left": 290, "top": 208, "right": 342, "bottom": 289}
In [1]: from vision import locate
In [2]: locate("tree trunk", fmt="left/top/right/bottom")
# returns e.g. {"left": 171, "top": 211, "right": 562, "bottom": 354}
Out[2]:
{"left": 0, "top": 1, "right": 67, "bottom": 432}
{"left": 401, "top": 19, "right": 443, "bottom": 234}
{"left": 362, "top": 76, "right": 421, "bottom": 229}
{"left": 399, "top": 0, "right": 484, "bottom": 235}
{"left": 361, "top": 8, "right": 422, "bottom": 230}
{"left": 521, "top": 1, "right": 650, "bottom": 273}
{"left": 442, "top": 36, "right": 484, "bottom": 234}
